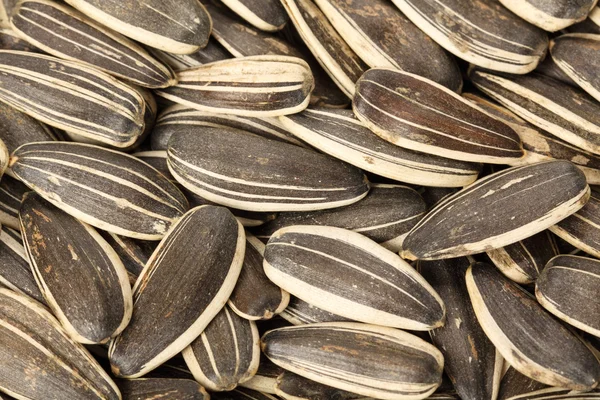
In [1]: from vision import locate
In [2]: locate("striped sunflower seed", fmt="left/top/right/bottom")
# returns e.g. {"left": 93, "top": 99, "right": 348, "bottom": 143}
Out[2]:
{"left": 218, "top": 0, "right": 288, "bottom": 32}
{"left": 262, "top": 322, "right": 444, "bottom": 400}
{"left": 0, "top": 225, "right": 45, "bottom": 303}
{"left": 401, "top": 161, "right": 589, "bottom": 260}
{"left": 0, "top": 27, "right": 41, "bottom": 51}
{"left": 166, "top": 127, "right": 369, "bottom": 212}
{"left": 389, "top": 0, "right": 548, "bottom": 73}
{"left": 213, "top": 387, "right": 279, "bottom": 400}
{"left": 182, "top": 305, "right": 260, "bottom": 391}
{"left": 466, "top": 262, "right": 600, "bottom": 390}
{"left": 0, "top": 175, "right": 27, "bottom": 230}
{"left": 499, "top": 0, "right": 596, "bottom": 32}
{"left": 154, "top": 104, "right": 303, "bottom": 148}
{"left": 464, "top": 92, "right": 600, "bottom": 184}
{"left": 149, "top": 39, "right": 232, "bottom": 72}
{"left": 0, "top": 101, "right": 57, "bottom": 155}
{"left": 275, "top": 371, "right": 367, "bottom": 400}
{"left": 109, "top": 205, "right": 245, "bottom": 378}
{"left": 498, "top": 367, "right": 547, "bottom": 400}
{"left": 63, "top": 0, "right": 211, "bottom": 54}
{"left": 535, "top": 55, "right": 578, "bottom": 87}
{"left": 551, "top": 34, "right": 600, "bottom": 103}
{"left": 470, "top": 69, "right": 600, "bottom": 156}
{"left": 536, "top": 255, "right": 600, "bottom": 337}
{"left": 228, "top": 233, "right": 290, "bottom": 321}
{"left": 239, "top": 354, "right": 284, "bottom": 394}
{"left": 10, "top": 0, "right": 177, "bottom": 88}
{"left": 253, "top": 184, "right": 428, "bottom": 252}
{"left": 10, "top": 141, "right": 189, "bottom": 240}
{"left": 279, "top": 295, "right": 352, "bottom": 326}
{"left": 353, "top": 68, "right": 524, "bottom": 164}
{"left": 314, "top": 0, "right": 462, "bottom": 92}
{"left": 20, "top": 192, "right": 133, "bottom": 344}
{"left": 486, "top": 231, "right": 559, "bottom": 284}
{"left": 264, "top": 225, "right": 445, "bottom": 330}
{"left": 419, "top": 257, "right": 503, "bottom": 400}
{"left": 0, "top": 288, "right": 121, "bottom": 399}
{"left": 279, "top": 108, "right": 480, "bottom": 187}
{"left": 280, "top": 0, "right": 368, "bottom": 98}
{"left": 100, "top": 231, "right": 156, "bottom": 286}
{"left": 156, "top": 55, "right": 314, "bottom": 117}
{"left": 132, "top": 150, "right": 174, "bottom": 183}
{"left": 0, "top": 50, "right": 146, "bottom": 148}
{"left": 115, "top": 377, "right": 209, "bottom": 400}
{"left": 550, "top": 188, "right": 600, "bottom": 258}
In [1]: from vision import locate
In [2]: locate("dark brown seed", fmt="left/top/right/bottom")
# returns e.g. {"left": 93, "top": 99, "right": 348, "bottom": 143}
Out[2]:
{"left": 498, "top": 367, "right": 548, "bottom": 400}
{"left": 0, "top": 174, "right": 28, "bottom": 230}
{"left": 275, "top": 371, "right": 365, "bottom": 400}
{"left": 218, "top": 0, "right": 289, "bottom": 32}
{"left": 536, "top": 255, "right": 600, "bottom": 337}
{"left": 466, "top": 262, "right": 600, "bottom": 390}
{"left": 499, "top": 0, "right": 596, "bottom": 31}
{"left": 419, "top": 258, "right": 503, "bottom": 400}
{"left": 116, "top": 378, "right": 209, "bottom": 400}
{"left": 20, "top": 192, "right": 132, "bottom": 344}
{"left": 109, "top": 205, "right": 245, "bottom": 378}
{"left": 535, "top": 55, "right": 577, "bottom": 87}
{"left": 0, "top": 100, "right": 56, "bottom": 156}
{"left": 353, "top": 68, "right": 524, "bottom": 164}
{"left": 279, "top": 295, "right": 352, "bottom": 326}
{"left": 100, "top": 231, "right": 157, "bottom": 285}
{"left": 402, "top": 161, "right": 589, "bottom": 260}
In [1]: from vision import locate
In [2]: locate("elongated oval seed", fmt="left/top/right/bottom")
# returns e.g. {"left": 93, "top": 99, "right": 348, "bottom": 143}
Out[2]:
{"left": 419, "top": 258, "right": 503, "bottom": 400}
{"left": 182, "top": 305, "right": 260, "bottom": 391}
{"left": 353, "top": 68, "right": 523, "bottom": 164}
{"left": 0, "top": 288, "right": 121, "bottom": 399}
{"left": 275, "top": 371, "right": 365, "bottom": 400}
{"left": 466, "top": 262, "right": 600, "bottom": 390}
{"left": 167, "top": 127, "right": 369, "bottom": 212}
{"left": 389, "top": 0, "right": 547, "bottom": 73}
{"left": 116, "top": 378, "right": 209, "bottom": 400}
{"left": 63, "top": 0, "right": 212, "bottom": 54}
{"left": 20, "top": 192, "right": 132, "bottom": 344}
{"left": 0, "top": 50, "right": 146, "bottom": 148}
{"left": 499, "top": 0, "right": 595, "bottom": 32}
{"left": 279, "top": 109, "right": 480, "bottom": 187}
{"left": 486, "top": 230, "right": 559, "bottom": 284}
{"left": 219, "top": 0, "right": 288, "bottom": 32}
{"left": 401, "top": 161, "right": 589, "bottom": 260}
{"left": 229, "top": 233, "right": 290, "bottom": 321}
{"left": 156, "top": 55, "right": 314, "bottom": 117}
{"left": 10, "top": 0, "right": 176, "bottom": 88}
{"left": 0, "top": 225, "right": 45, "bottom": 303}
{"left": 470, "top": 69, "right": 600, "bottom": 156}
{"left": 262, "top": 322, "right": 444, "bottom": 400}
{"left": 314, "top": 0, "right": 462, "bottom": 92}
{"left": 109, "top": 205, "right": 245, "bottom": 378}
{"left": 253, "top": 184, "right": 427, "bottom": 252}
{"left": 10, "top": 141, "right": 189, "bottom": 240}
{"left": 536, "top": 255, "right": 600, "bottom": 337}
{"left": 264, "top": 225, "right": 445, "bottom": 330}
{"left": 279, "top": 295, "right": 352, "bottom": 326}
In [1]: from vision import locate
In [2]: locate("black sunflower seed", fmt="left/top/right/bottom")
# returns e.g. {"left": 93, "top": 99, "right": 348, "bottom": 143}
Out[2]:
{"left": 499, "top": 0, "right": 596, "bottom": 32}
{"left": 115, "top": 377, "right": 209, "bottom": 400}
{"left": 279, "top": 295, "right": 352, "bottom": 326}
{"left": 218, "top": 0, "right": 289, "bottom": 32}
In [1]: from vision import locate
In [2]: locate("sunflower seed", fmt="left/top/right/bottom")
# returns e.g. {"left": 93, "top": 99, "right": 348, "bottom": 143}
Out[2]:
{"left": 0, "top": 288, "right": 121, "bottom": 399}
{"left": 0, "top": 27, "right": 41, "bottom": 51}
{"left": 466, "top": 262, "right": 600, "bottom": 390}
{"left": 213, "top": 387, "right": 279, "bottom": 400}
{"left": 568, "top": 16, "right": 600, "bottom": 34}
{"left": 280, "top": 0, "right": 367, "bottom": 98}
{"left": 10, "top": 141, "right": 189, "bottom": 240}
{"left": 536, "top": 255, "right": 600, "bottom": 337}
{"left": 0, "top": 51, "right": 146, "bottom": 148}
{"left": 353, "top": 68, "right": 523, "bottom": 164}
{"left": 116, "top": 377, "right": 209, "bottom": 400}
{"left": 218, "top": 0, "right": 288, "bottom": 32}
{"left": 535, "top": 54, "right": 578, "bottom": 87}
{"left": 253, "top": 184, "right": 427, "bottom": 252}
{"left": 182, "top": 305, "right": 260, "bottom": 391}
{"left": 63, "top": 0, "right": 211, "bottom": 54}
{"left": 389, "top": 0, "right": 547, "bottom": 73}
{"left": 550, "top": 188, "right": 600, "bottom": 258}
{"left": 0, "top": 101, "right": 57, "bottom": 156}
{"left": 264, "top": 225, "right": 445, "bottom": 330}
{"left": 499, "top": 0, "right": 596, "bottom": 32}
{"left": 167, "top": 127, "right": 369, "bottom": 212}
{"left": 156, "top": 55, "right": 314, "bottom": 117}
{"left": 314, "top": 0, "right": 461, "bottom": 92}
{"left": 470, "top": 69, "right": 600, "bottom": 156}
{"left": 229, "top": 233, "right": 290, "bottom": 321}
{"left": 0, "top": 176, "right": 27, "bottom": 230}
{"left": 239, "top": 354, "right": 284, "bottom": 394}
{"left": 19, "top": 192, "right": 132, "bottom": 344}
{"left": 100, "top": 231, "right": 156, "bottom": 285}
{"left": 419, "top": 257, "right": 503, "bottom": 400}
{"left": 421, "top": 187, "right": 459, "bottom": 211}
{"left": 262, "top": 322, "right": 444, "bottom": 400}
{"left": 464, "top": 92, "right": 600, "bottom": 184}
{"left": 498, "top": 367, "right": 548, "bottom": 400}
{"left": 146, "top": 356, "right": 196, "bottom": 380}
{"left": 10, "top": 0, "right": 176, "bottom": 88}
{"left": 109, "top": 205, "right": 245, "bottom": 378}
{"left": 280, "top": 108, "right": 480, "bottom": 187}
{"left": 279, "top": 295, "right": 352, "bottom": 326}
{"left": 149, "top": 39, "right": 232, "bottom": 71}
{"left": 0, "top": 225, "right": 44, "bottom": 303}
{"left": 275, "top": 371, "right": 367, "bottom": 400}
{"left": 401, "top": 161, "right": 589, "bottom": 260}
{"left": 486, "top": 231, "right": 559, "bottom": 284}
{"left": 154, "top": 104, "right": 303, "bottom": 148}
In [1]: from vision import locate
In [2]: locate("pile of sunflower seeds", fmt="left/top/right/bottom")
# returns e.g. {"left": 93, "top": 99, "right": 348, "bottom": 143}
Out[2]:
{"left": 1, "top": 0, "right": 600, "bottom": 398}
